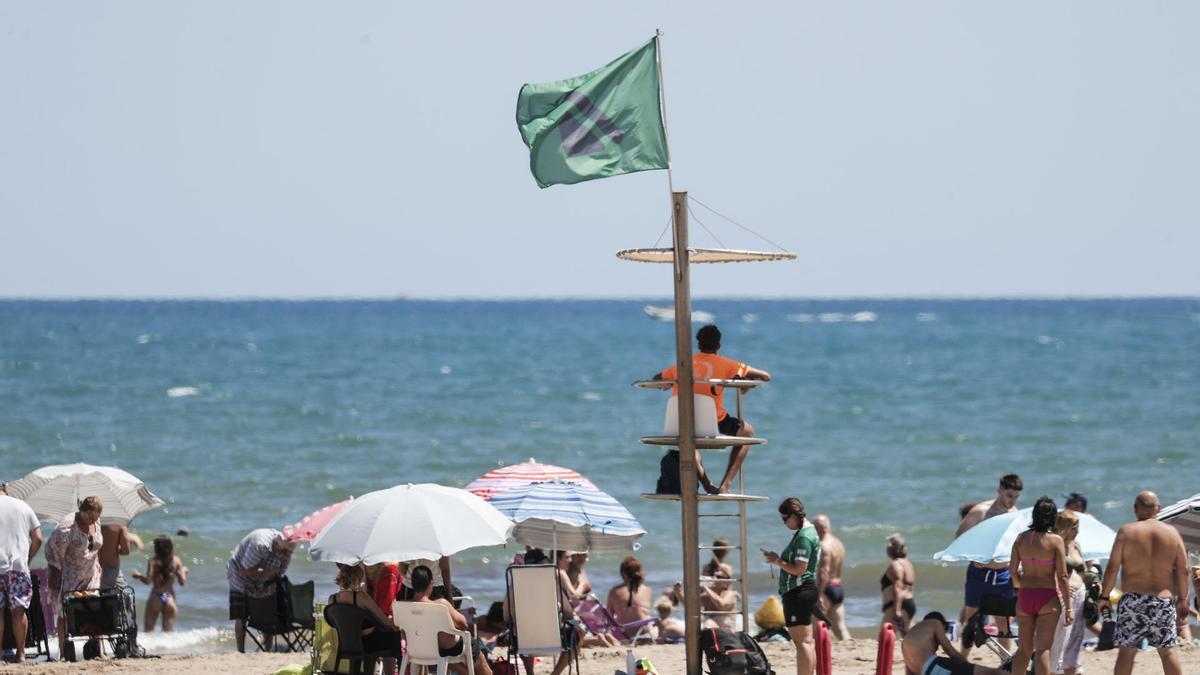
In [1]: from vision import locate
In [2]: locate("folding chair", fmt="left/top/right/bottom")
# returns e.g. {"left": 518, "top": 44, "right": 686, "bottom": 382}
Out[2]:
{"left": 573, "top": 594, "right": 655, "bottom": 645}
{"left": 963, "top": 593, "right": 1018, "bottom": 665}
{"left": 245, "top": 578, "right": 311, "bottom": 652}
{"left": 289, "top": 580, "right": 316, "bottom": 650}
{"left": 393, "top": 600, "right": 475, "bottom": 675}
{"left": 504, "top": 564, "right": 578, "bottom": 675}
{"left": 322, "top": 604, "right": 396, "bottom": 675}
{"left": 1, "top": 572, "right": 51, "bottom": 661}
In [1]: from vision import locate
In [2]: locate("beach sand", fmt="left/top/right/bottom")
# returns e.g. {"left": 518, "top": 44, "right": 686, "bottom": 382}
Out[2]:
{"left": 2, "top": 640, "right": 1198, "bottom": 674}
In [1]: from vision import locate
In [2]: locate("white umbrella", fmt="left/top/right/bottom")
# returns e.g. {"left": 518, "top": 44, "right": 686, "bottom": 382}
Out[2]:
{"left": 6, "top": 463, "right": 164, "bottom": 525}
{"left": 934, "top": 507, "right": 1117, "bottom": 563}
{"left": 1158, "top": 492, "right": 1200, "bottom": 553}
{"left": 309, "top": 483, "right": 513, "bottom": 565}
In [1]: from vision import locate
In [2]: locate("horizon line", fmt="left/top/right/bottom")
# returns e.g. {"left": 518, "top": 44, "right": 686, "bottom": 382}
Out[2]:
{"left": 1, "top": 293, "right": 1197, "bottom": 302}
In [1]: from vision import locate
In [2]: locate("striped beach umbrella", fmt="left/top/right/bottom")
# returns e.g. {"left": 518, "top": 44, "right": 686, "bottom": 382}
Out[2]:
{"left": 1159, "top": 492, "right": 1200, "bottom": 553}
{"left": 283, "top": 498, "right": 353, "bottom": 542}
{"left": 7, "top": 463, "right": 164, "bottom": 526}
{"left": 465, "top": 458, "right": 596, "bottom": 501}
{"left": 488, "top": 479, "right": 645, "bottom": 554}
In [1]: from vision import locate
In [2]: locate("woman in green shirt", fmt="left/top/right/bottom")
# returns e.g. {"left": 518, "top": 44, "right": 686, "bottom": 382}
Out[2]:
{"left": 763, "top": 497, "right": 821, "bottom": 675}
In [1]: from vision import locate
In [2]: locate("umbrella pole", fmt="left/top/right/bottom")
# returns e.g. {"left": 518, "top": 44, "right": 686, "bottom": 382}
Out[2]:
{"left": 670, "top": 191, "right": 702, "bottom": 675}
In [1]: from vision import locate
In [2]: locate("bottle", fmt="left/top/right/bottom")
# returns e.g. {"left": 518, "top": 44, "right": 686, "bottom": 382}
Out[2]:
{"left": 626, "top": 648, "right": 636, "bottom": 675}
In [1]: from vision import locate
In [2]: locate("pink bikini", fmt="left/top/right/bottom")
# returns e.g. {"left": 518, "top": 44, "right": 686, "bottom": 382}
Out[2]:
{"left": 1016, "top": 558, "right": 1059, "bottom": 615}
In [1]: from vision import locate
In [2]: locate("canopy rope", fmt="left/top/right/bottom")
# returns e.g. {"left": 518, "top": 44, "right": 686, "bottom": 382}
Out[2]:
{"left": 688, "top": 195, "right": 792, "bottom": 253}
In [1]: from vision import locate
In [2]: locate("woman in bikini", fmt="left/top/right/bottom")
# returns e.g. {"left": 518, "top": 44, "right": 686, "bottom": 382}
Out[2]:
{"left": 1010, "top": 496, "right": 1070, "bottom": 675}
{"left": 881, "top": 533, "right": 917, "bottom": 635}
{"left": 132, "top": 535, "right": 188, "bottom": 632}
{"left": 606, "top": 556, "right": 652, "bottom": 638}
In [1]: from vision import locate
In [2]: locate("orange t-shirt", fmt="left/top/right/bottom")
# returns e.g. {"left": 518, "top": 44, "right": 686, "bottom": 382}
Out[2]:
{"left": 660, "top": 352, "right": 748, "bottom": 421}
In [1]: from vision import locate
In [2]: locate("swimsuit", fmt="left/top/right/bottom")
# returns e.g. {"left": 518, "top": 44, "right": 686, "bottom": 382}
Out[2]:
{"left": 922, "top": 654, "right": 975, "bottom": 675}
{"left": 1015, "top": 558, "right": 1058, "bottom": 614}
{"left": 964, "top": 564, "right": 1012, "bottom": 608}
{"left": 881, "top": 570, "right": 916, "bottom": 617}
{"left": 823, "top": 582, "right": 844, "bottom": 606}
{"left": 1113, "top": 592, "right": 1177, "bottom": 649}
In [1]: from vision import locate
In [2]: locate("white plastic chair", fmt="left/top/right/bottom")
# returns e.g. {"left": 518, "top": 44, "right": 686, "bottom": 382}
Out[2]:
{"left": 663, "top": 394, "right": 720, "bottom": 437}
{"left": 392, "top": 601, "right": 474, "bottom": 675}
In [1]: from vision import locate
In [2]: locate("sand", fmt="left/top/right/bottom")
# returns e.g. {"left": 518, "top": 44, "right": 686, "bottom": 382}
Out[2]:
{"left": 2, "top": 639, "right": 1199, "bottom": 674}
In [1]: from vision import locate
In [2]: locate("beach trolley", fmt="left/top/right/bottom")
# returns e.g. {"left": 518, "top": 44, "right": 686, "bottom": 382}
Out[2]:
{"left": 59, "top": 586, "right": 139, "bottom": 661}
{"left": 1, "top": 572, "right": 51, "bottom": 661}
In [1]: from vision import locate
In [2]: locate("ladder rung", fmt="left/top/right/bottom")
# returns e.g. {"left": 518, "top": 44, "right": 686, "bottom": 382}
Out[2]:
{"left": 697, "top": 513, "right": 741, "bottom": 518}
{"left": 639, "top": 435, "right": 768, "bottom": 448}
{"left": 640, "top": 493, "right": 768, "bottom": 503}
{"left": 700, "top": 610, "right": 742, "bottom": 615}
{"left": 698, "top": 544, "right": 739, "bottom": 550}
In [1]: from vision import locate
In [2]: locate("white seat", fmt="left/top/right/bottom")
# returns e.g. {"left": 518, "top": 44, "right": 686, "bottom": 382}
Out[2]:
{"left": 663, "top": 395, "right": 720, "bottom": 437}
{"left": 506, "top": 565, "right": 566, "bottom": 657}
{"left": 393, "top": 601, "right": 474, "bottom": 675}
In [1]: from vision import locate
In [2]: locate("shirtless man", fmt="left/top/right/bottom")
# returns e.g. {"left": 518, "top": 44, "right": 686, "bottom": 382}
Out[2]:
{"left": 956, "top": 473, "right": 1022, "bottom": 655}
{"left": 408, "top": 565, "right": 491, "bottom": 675}
{"left": 814, "top": 514, "right": 850, "bottom": 640}
{"left": 98, "top": 522, "right": 141, "bottom": 590}
{"left": 653, "top": 324, "right": 771, "bottom": 494}
{"left": 902, "top": 612, "right": 1007, "bottom": 675}
{"left": 1099, "top": 491, "right": 1188, "bottom": 675}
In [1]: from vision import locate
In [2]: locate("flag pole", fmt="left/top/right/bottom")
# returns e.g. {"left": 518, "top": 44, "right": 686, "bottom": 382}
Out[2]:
{"left": 656, "top": 28, "right": 703, "bottom": 675}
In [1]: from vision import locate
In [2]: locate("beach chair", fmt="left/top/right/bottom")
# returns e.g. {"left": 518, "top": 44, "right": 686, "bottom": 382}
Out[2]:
{"left": 393, "top": 600, "right": 475, "bottom": 675}
{"left": 504, "top": 564, "right": 578, "bottom": 675}
{"left": 245, "top": 577, "right": 311, "bottom": 653}
{"left": 573, "top": 594, "right": 656, "bottom": 645}
{"left": 663, "top": 394, "right": 721, "bottom": 437}
{"left": 322, "top": 603, "right": 396, "bottom": 675}
{"left": 289, "top": 579, "right": 316, "bottom": 650}
{"left": 963, "top": 593, "right": 1017, "bottom": 666}
{"left": 1, "top": 572, "right": 51, "bottom": 661}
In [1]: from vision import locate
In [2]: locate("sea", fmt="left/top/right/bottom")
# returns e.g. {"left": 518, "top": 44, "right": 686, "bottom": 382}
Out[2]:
{"left": 2, "top": 298, "right": 1197, "bottom": 654}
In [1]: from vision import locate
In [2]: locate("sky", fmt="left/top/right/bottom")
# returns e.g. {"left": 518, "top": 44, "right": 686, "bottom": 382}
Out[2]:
{"left": 2, "top": 2, "right": 1198, "bottom": 299}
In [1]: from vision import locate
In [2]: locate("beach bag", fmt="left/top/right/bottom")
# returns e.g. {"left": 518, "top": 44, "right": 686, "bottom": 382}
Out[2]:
{"left": 701, "top": 628, "right": 774, "bottom": 675}
{"left": 656, "top": 450, "right": 681, "bottom": 494}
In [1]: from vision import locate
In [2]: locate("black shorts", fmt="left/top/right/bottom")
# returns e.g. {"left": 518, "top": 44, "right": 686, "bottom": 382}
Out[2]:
{"left": 718, "top": 415, "right": 744, "bottom": 436}
{"left": 782, "top": 584, "right": 819, "bottom": 627}
{"left": 363, "top": 629, "right": 404, "bottom": 656}
{"left": 439, "top": 636, "right": 484, "bottom": 659}
{"left": 823, "top": 583, "right": 844, "bottom": 606}
{"left": 229, "top": 589, "right": 247, "bottom": 620}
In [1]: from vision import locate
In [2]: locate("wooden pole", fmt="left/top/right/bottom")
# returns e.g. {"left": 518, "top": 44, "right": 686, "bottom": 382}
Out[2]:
{"left": 670, "top": 191, "right": 701, "bottom": 675}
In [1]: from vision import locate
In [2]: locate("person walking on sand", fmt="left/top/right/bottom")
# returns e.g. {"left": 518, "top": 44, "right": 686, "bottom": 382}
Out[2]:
{"left": 132, "top": 535, "right": 187, "bottom": 631}
{"left": 0, "top": 482, "right": 42, "bottom": 665}
{"left": 653, "top": 324, "right": 771, "bottom": 494}
{"left": 1098, "top": 491, "right": 1189, "bottom": 675}
{"left": 1009, "top": 496, "right": 1070, "bottom": 675}
{"left": 957, "top": 473, "right": 1023, "bottom": 655}
{"left": 762, "top": 497, "right": 820, "bottom": 675}
{"left": 813, "top": 514, "right": 850, "bottom": 641}
{"left": 902, "top": 612, "right": 1009, "bottom": 675}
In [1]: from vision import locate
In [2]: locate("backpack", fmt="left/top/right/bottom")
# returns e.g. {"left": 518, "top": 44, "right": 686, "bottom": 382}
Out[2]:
{"left": 656, "top": 450, "right": 681, "bottom": 494}
{"left": 700, "top": 627, "right": 774, "bottom": 675}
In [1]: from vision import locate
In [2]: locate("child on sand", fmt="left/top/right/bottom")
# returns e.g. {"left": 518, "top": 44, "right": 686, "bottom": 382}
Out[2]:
{"left": 654, "top": 596, "right": 684, "bottom": 643}
{"left": 132, "top": 535, "right": 188, "bottom": 632}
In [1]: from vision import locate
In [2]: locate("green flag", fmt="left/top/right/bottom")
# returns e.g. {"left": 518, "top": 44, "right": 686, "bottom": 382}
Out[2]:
{"left": 516, "top": 38, "right": 669, "bottom": 189}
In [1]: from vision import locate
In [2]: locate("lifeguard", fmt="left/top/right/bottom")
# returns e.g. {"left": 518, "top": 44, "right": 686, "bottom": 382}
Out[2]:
{"left": 653, "top": 324, "right": 770, "bottom": 494}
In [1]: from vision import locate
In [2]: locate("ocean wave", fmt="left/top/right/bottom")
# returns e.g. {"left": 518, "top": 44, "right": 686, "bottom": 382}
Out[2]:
{"left": 166, "top": 386, "right": 200, "bottom": 398}
{"left": 916, "top": 312, "right": 938, "bottom": 322}
{"left": 786, "top": 313, "right": 813, "bottom": 323}
{"left": 138, "top": 626, "right": 230, "bottom": 655}
{"left": 850, "top": 311, "right": 877, "bottom": 322}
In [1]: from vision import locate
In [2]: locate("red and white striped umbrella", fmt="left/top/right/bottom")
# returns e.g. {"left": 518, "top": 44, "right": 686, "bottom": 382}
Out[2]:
{"left": 283, "top": 498, "right": 353, "bottom": 542}
{"left": 465, "top": 459, "right": 595, "bottom": 501}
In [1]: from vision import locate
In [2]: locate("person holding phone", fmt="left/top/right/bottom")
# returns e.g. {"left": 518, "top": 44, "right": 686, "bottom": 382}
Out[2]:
{"left": 762, "top": 497, "right": 820, "bottom": 675}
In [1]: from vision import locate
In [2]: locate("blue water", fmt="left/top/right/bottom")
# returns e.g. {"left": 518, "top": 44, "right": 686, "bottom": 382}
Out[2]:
{"left": 2, "top": 299, "right": 1197, "bottom": 650}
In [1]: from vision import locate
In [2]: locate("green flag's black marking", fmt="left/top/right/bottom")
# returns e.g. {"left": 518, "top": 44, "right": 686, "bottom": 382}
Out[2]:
{"left": 559, "top": 91, "right": 625, "bottom": 157}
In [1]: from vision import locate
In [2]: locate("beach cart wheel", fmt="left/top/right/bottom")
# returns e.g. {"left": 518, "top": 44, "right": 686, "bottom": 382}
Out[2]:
{"left": 62, "top": 640, "right": 76, "bottom": 662}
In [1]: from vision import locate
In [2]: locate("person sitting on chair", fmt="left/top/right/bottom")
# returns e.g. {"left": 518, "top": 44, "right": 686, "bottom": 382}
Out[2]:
{"left": 329, "top": 564, "right": 403, "bottom": 674}
{"left": 653, "top": 324, "right": 771, "bottom": 494}
{"left": 408, "top": 564, "right": 492, "bottom": 675}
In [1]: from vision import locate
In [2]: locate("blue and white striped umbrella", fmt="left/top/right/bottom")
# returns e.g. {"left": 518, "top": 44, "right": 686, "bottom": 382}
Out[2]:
{"left": 488, "top": 480, "right": 645, "bottom": 554}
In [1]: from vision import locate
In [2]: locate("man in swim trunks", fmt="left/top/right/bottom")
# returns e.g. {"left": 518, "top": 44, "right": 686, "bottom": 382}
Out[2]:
{"left": 902, "top": 612, "right": 1008, "bottom": 675}
{"left": 813, "top": 514, "right": 850, "bottom": 640}
{"left": 653, "top": 324, "right": 771, "bottom": 494}
{"left": 1099, "top": 491, "right": 1189, "bottom": 675}
{"left": 956, "top": 473, "right": 1022, "bottom": 656}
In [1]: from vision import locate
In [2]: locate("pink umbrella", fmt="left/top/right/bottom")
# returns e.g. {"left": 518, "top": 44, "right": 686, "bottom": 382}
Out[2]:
{"left": 465, "top": 458, "right": 595, "bottom": 501}
{"left": 283, "top": 498, "right": 353, "bottom": 542}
